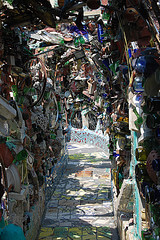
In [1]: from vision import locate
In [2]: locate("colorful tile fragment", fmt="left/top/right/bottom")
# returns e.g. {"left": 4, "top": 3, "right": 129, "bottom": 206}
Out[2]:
{"left": 39, "top": 227, "right": 53, "bottom": 239}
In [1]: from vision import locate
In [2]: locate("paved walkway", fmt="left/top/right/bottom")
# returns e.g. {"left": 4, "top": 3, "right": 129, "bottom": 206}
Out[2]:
{"left": 38, "top": 143, "right": 119, "bottom": 240}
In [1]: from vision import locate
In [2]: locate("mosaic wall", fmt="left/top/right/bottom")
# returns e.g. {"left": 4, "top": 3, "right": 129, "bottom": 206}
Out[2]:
{"left": 25, "top": 146, "right": 68, "bottom": 240}
{"left": 45, "top": 145, "right": 68, "bottom": 203}
{"left": 70, "top": 127, "right": 109, "bottom": 153}
{"left": 26, "top": 186, "right": 45, "bottom": 240}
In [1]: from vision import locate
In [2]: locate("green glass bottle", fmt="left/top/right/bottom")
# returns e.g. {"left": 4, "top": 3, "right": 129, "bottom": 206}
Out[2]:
{"left": 102, "top": 11, "right": 110, "bottom": 21}
{"left": 50, "top": 133, "right": 56, "bottom": 139}
{"left": 79, "top": 35, "right": 85, "bottom": 44}
{"left": 74, "top": 38, "right": 79, "bottom": 47}
{"left": 11, "top": 85, "right": 18, "bottom": 101}
{"left": 133, "top": 107, "right": 143, "bottom": 130}
{"left": 142, "top": 230, "right": 154, "bottom": 240}
{"left": 13, "top": 149, "right": 28, "bottom": 163}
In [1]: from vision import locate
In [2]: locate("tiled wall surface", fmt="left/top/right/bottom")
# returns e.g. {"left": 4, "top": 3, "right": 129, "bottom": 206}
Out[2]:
{"left": 70, "top": 127, "right": 109, "bottom": 153}
{"left": 45, "top": 152, "right": 69, "bottom": 203}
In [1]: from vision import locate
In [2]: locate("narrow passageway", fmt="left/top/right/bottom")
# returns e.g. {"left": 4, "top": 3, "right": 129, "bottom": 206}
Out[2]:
{"left": 38, "top": 143, "right": 119, "bottom": 240}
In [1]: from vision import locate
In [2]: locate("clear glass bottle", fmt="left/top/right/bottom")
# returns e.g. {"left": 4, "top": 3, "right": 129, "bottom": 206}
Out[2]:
{"left": 133, "top": 75, "right": 144, "bottom": 93}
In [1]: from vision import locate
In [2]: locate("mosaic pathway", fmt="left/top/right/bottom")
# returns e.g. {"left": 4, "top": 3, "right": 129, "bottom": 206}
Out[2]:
{"left": 38, "top": 143, "right": 119, "bottom": 240}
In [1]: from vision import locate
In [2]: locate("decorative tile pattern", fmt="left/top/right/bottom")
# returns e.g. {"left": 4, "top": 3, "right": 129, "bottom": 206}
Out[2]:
{"left": 70, "top": 127, "right": 109, "bottom": 153}
{"left": 38, "top": 144, "right": 119, "bottom": 240}
{"left": 45, "top": 152, "right": 68, "bottom": 203}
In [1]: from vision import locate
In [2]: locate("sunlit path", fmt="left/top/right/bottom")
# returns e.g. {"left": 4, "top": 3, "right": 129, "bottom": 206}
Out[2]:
{"left": 38, "top": 143, "right": 119, "bottom": 240}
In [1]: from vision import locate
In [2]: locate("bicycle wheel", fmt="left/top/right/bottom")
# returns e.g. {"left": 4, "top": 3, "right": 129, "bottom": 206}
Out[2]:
{"left": 22, "top": 57, "right": 47, "bottom": 108}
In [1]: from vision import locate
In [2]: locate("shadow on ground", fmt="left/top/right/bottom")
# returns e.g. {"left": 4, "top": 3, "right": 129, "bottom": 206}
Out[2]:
{"left": 38, "top": 143, "right": 120, "bottom": 240}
